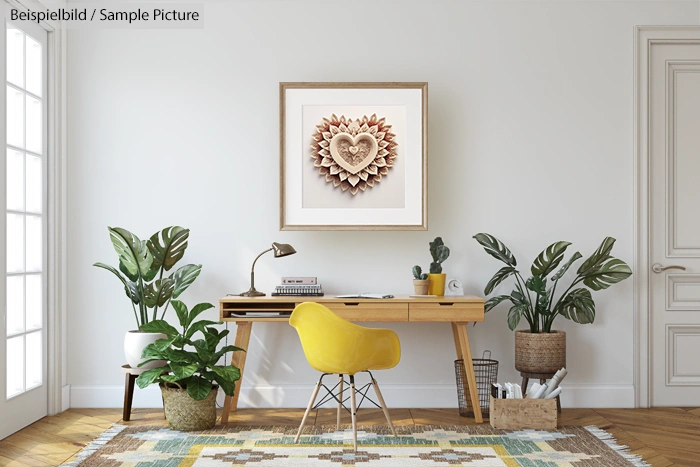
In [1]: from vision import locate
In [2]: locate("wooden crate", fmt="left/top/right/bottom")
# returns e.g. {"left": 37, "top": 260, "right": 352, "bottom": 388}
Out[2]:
{"left": 489, "top": 395, "right": 557, "bottom": 430}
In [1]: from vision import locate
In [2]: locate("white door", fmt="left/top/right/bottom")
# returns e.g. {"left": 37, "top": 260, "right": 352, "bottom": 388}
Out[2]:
{"left": 0, "top": 5, "right": 48, "bottom": 439}
{"left": 649, "top": 33, "right": 700, "bottom": 406}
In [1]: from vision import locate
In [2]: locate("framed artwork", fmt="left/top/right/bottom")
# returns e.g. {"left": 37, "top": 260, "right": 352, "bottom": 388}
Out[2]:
{"left": 280, "top": 82, "right": 427, "bottom": 231}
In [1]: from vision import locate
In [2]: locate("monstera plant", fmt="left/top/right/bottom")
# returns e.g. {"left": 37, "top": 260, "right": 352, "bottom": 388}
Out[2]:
{"left": 473, "top": 233, "right": 632, "bottom": 374}
{"left": 94, "top": 226, "right": 202, "bottom": 369}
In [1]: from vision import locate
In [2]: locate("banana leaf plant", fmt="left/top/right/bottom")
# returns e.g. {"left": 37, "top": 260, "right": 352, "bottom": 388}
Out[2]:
{"left": 135, "top": 300, "right": 244, "bottom": 400}
{"left": 474, "top": 233, "right": 632, "bottom": 333}
{"left": 94, "top": 226, "right": 202, "bottom": 328}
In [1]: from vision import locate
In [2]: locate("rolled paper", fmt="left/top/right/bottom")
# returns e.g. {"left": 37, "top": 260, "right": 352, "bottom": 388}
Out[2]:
{"left": 533, "top": 383, "right": 548, "bottom": 399}
{"left": 545, "top": 387, "right": 562, "bottom": 399}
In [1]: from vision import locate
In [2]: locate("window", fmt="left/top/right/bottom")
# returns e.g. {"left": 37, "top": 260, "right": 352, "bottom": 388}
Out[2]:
{"left": 5, "top": 23, "right": 45, "bottom": 399}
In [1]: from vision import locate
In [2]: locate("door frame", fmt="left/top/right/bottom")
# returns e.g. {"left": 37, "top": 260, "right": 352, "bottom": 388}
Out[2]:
{"left": 634, "top": 26, "right": 700, "bottom": 408}
{"left": 3, "top": 0, "right": 67, "bottom": 415}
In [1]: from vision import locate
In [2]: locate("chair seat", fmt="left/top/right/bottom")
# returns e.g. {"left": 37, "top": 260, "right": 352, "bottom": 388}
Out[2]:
{"left": 289, "top": 302, "right": 400, "bottom": 375}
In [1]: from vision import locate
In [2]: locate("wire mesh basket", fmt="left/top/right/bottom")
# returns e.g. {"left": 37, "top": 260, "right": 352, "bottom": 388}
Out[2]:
{"left": 455, "top": 350, "right": 498, "bottom": 417}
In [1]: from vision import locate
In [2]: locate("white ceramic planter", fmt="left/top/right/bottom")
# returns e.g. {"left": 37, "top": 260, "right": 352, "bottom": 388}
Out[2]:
{"left": 124, "top": 330, "right": 167, "bottom": 369}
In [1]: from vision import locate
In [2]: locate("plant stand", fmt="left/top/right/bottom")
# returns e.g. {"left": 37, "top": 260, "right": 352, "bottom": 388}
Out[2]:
{"left": 121, "top": 364, "right": 166, "bottom": 421}
{"left": 520, "top": 371, "right": 561, "bottom": 413}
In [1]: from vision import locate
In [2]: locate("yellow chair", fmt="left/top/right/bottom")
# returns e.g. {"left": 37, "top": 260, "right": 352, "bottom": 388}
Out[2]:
{"left": 289, "top": 302, "right": 401, "bottom": 451}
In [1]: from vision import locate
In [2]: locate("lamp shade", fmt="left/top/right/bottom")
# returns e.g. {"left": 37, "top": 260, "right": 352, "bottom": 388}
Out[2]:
{"left": 272, "top": 242, "right": 296, "bottom": 258}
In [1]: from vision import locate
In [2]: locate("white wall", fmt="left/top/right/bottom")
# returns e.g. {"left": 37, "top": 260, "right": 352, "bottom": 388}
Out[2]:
{"left": 66, "top": 0, "right": 699, "bottom": 409}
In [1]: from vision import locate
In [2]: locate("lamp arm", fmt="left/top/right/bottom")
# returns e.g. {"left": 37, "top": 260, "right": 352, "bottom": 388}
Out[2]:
{"left": 250, "top": 248, "right": 273, "bottom": 274}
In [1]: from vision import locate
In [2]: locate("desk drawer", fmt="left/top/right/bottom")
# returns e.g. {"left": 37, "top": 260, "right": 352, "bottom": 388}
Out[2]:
{"left": 324, "top": 302, "right": 408, "bottom": 322}
{"left": 409, "top": 302, "right": 484, "bottom": 322}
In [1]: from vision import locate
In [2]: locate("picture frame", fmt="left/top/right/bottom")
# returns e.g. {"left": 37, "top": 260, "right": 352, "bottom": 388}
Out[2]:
{"left": 280, "top": 82, "right": 428, "bottom": 231}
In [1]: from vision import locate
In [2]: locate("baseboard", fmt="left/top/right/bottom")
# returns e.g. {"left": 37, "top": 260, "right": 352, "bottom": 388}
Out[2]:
{"left": 62, "top": 384, "right": 71, "bottom": 411}
{"left": 69, "top": 383, "right": 635, "bottom": 409}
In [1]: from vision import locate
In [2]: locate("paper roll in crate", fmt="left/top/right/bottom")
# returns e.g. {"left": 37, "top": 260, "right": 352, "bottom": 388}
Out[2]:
{"left": 489, "top": 395, "right": 557, "bottom": 430}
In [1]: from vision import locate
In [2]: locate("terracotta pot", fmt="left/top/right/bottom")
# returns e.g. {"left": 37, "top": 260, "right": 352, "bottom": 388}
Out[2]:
{"left": 514, "top": 330, "right": 566, "bottom": 374}
{"left": 161, "top": 384, "right": 218, "bottom": 431}
{"left": 427, "top": 273, "right": 446, "bottom": 296}
{"left": 124, "top": 330, "right": 166, "bottom": 369}
{"left": 413, "top": 279, "right": 430, "bottom": 295}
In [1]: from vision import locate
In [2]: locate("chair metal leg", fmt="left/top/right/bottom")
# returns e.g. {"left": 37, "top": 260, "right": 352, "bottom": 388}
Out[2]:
{"left": 371, "top": 378, "right": 396, "bottom": 438}
{"left": 295, "top": 380, "right": 321, "bottom": 444}
{"left": 350, "top": 375, "right": 357, "bottom": 452}
{"left": 337, "top": 374, "right": 344, "bottom": 430}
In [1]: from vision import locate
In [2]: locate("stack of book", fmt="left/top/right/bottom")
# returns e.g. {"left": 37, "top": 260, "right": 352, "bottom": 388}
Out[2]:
{"left": 271, "top": 277, "right": 324, "bottom": 297}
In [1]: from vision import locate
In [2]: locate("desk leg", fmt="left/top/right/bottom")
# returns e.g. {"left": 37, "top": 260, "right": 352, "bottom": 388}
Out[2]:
{"left": 453, "top": 322, "right": 483, "bottom": 423}
{"left": 221, "top": 321, "right": 253, "bottom": 424}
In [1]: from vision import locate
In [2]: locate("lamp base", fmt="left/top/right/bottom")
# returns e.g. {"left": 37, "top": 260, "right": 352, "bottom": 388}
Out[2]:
{"left": 240, "top": 288, "right": 266, "bottom": 297}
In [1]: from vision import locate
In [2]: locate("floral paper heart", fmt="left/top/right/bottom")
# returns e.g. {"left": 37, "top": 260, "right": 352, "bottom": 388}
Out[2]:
{"left": 311, "top": 114, "right": 397, "bottom": 196}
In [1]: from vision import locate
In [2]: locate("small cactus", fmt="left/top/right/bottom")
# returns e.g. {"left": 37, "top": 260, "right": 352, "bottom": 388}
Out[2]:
{"left": 413, "top": 265, "right": 428, "bottom": 280}
{"left": 429, "top": 237, "right": 450, "bottom": 274}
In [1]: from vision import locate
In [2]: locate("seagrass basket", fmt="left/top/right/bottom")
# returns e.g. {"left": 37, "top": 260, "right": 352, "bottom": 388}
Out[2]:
{"left": 514, "top": 330, "right": 566, "bottom": 374}
{"left": 160, "top": 384, "right": 218, "bottom": 431}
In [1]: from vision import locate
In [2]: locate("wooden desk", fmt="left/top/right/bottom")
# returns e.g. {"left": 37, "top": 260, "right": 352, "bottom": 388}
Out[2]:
{"left": 219, "top": 295, "right": 485, "bottom": 424}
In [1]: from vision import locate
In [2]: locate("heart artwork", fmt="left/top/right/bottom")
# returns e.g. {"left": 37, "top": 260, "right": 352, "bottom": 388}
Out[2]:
{"left": 310, "top": 114, "right": 398, "bottom": 196}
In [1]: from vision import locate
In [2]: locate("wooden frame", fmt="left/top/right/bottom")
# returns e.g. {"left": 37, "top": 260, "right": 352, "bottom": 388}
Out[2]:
{"left": 280, "top": 82, "right": 428, "bottom": 231}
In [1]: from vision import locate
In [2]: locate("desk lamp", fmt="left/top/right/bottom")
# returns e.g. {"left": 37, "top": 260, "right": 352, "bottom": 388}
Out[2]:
{"left": 240, "top": 242, "right": 296, "bottom": 297}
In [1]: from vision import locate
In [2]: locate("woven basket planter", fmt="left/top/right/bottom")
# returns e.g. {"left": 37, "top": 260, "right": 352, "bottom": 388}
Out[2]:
{"left": 161, "top": 384, "right": 218, "bottom": 431}
{"left": 514, "top": 330, "right": 566, "bottom": 374}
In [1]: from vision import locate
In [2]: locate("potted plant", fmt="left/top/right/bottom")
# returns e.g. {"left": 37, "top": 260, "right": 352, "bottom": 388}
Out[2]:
{"left": 474, "top": 233, "right": 632, "bottom": 374}
{"left": 412, "top": 265, "right": 429, "bottom": 295}
{"left": 427, "top": 237, "right": 450, "bottom": 296}
{"left": 135, "top": 300, "right": 244, "bottom": 430}
{"left": 94, "top": 226, "right": 202, "bottom": 369}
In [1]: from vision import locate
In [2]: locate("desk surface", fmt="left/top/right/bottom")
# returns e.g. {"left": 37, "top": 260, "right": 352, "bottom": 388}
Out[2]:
{"left": 220, "top": 295, "right": 485, "bottom": 323}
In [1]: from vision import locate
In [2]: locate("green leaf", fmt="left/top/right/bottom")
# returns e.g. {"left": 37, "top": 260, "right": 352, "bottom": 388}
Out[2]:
{"left": 559, "top": 288, "right": 596, "bottom": 323}
{"left": 187, "top": 302, "right": 215, "bottom": 328}
{"left": 193, "top": 339, "right": 214, "bottom": 363}
{"left": 139, "top": 320, "right": 179, "bottom": 337}
{"left": 169, "top": 362, "right": 198, "bottom": 380}
{"left": 577, "top": 237, "right": 616, "bottom": 274}
{"left": 581, "top": 257, "right": 632, "bottom": 291}
{"left": 510, "top": 290, "right": 527, "bottom": 306}
{"left": 551, "top": 252, "right": 583, "bottom": 282}
{"left": 107, "top": 227, "right": 153, "bottom": 281}
{"left": 93, "top": 262, "right": 140, "bottom": 304}
{"left": 507, "top": 304, "right": 525, "bottom": 330}
{"left": 167, "top": 348, "right": 198, "bottom": 364}
{"left": 526, "top": 276, "right": 547, "bottom": 296}
{"left": 171, "top": 264, "right": 202, "bottom": 299}
{"left": 140, "top": 344, "right": 167, "bottom": 360}
{"left": 536, "top": 287, "right": 553, "bottom": 316}
{"left": 185, "top": 376, "right": 213, "bottom": 401}
{"left": 135, "top": 367, "right": 168, "bottom": 389}
{"left": 143, "top": 278, "right": 174, "bottom": 309}
{"left": 172, "top": 300, "right": 189, "bottom": 328}
{"left": 484, "top": 266, "right": 516, "bottom": 295}
{"left": 153, "top": 337, "right": 175, "bottom": 352}
{"left": 148, "top": 226, "right": 190, "bottom": 273}
{"left": 215, "top": 377, "right": 235, "bottom": 397}
{"left": 213, "top": 345, "right": 245, "bottom": 363}
{"left": 211, "top": 365, "right": 241, "bottom": 383}
{"left": 531, "top": 241, "right": 571, "bottom": 277}
{"left": 185, "top": 320, "right": 221, "bottom": 340}
{"left": 484, "top": 295, "right": 512, "bottom": 313}
{"left": 473, "top": 233, "right": 517, "bottom": 266}
{"left": 160, "top": 374, "right": 181, "bottom": 383}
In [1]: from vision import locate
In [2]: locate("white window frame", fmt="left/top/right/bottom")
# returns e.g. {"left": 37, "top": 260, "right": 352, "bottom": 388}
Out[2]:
{"left": 5, "top": 0, "right": 66, "bottom": 415}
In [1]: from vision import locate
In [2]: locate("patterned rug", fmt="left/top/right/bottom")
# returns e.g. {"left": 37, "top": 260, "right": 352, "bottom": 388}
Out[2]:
{"left": 63, "top": 424, "right": 649, "bottom": 466}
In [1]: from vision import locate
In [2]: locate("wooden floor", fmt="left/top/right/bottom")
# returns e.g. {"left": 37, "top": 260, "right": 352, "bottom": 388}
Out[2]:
{"left": 1, "top": 407, "right": 699, "bottom": 466}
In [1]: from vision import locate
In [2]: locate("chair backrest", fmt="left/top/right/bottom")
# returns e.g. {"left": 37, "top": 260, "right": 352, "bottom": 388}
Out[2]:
{"left": 289, "top": 302, "right": 400, "bottom": 375}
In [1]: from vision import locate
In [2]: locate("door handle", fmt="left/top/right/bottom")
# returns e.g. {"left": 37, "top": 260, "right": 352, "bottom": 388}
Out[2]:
{"left": 652, "top": 263, "right": 687, "bottom": 273}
